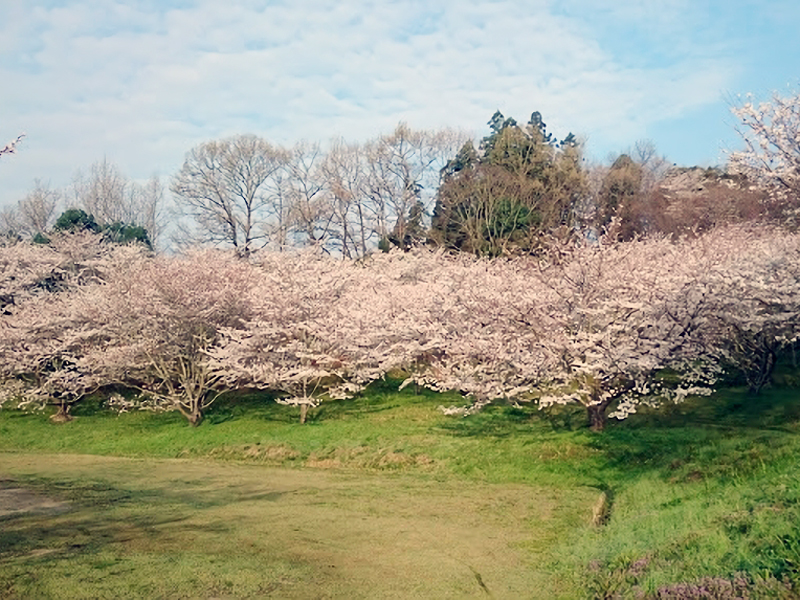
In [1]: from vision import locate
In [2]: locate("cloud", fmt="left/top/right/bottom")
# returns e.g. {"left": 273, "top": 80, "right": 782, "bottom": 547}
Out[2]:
{"left": 0, "top": 0, "right": 744, "bottom": 208}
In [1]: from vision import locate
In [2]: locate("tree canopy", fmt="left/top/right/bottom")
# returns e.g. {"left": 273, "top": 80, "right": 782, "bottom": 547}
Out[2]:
{"left": 430, "top": 111, "right": 586, "bottom": 255}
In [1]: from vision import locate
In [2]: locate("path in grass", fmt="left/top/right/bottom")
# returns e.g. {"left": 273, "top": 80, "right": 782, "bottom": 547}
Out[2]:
{"left": 0, "top": 452, "right": 594, "bottom": 599}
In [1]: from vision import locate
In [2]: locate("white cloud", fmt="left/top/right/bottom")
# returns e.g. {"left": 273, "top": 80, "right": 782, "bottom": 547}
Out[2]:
{"left": 0, "top": 0, "right": 747, "bottom": 208}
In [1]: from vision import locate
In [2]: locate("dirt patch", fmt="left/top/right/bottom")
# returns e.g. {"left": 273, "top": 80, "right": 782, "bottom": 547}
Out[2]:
{"left": 0, "top": 482, "right": 70, "bottom": 518}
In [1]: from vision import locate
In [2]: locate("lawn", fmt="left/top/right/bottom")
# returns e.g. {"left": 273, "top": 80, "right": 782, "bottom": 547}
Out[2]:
{"left": 2, "top": 381, "right": 800, "bottom": 598}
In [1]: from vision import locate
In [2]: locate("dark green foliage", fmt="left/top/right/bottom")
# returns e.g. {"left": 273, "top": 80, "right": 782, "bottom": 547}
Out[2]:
{"left": 101, "top": 222, "right": 152, "bottom": 249}
{"left": 560, "top": 132, "right": 578, "bottom": 148}
{"left": 440, "top": 140, "right": 479, "bottom": 181}
{"left": 482, "top": 109, "right": 520, "bottom": 153}
{"left": 484, "top": 197, "right": 537, "bottom": 239}
{"left": 53, "top": 209, "right": 100, "bottom": 233}
{"left": 430, "top": 110, "right": 586, "bottom": 255}
{"left": 50, "top": 209, "right": 151, "bottom": 249}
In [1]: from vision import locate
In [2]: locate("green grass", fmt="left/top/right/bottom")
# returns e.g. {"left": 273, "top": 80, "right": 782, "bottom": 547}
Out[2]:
{"left": 2, "top": 380, "right": 800, "bottom": 598}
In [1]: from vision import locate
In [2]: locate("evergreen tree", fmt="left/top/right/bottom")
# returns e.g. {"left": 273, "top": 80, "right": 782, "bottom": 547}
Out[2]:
{"left": 430, "top": 111, "right": 586, "bottom": 255}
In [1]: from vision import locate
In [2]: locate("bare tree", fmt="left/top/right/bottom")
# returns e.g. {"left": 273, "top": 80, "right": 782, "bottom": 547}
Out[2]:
{"left": 19, "top": 180, "right": 60, "bottom": 235}
{"left": 267, "top": 143, "right": 329, "bottom": 250}
{"left": 168, "top": 127, "right": 465, "bottom": 257}
{"left": 0, "top": 206, "right": 22, "bottom": 239}
{"left": 171, "top": 135, "right": 288, "bottom": 256}
{"left": 631, "top": 139, "right": 671, "bottom": 193}
{"left": 71, "top": 159, "right": 166, "bottom": 248}
{"left": 322, "top": 139, "right": 371, "bottom": 258}
{"left": 130, "top": 175, "right": 166, "bottom": 249}
{"left": 364, "top": 124, "right": 467, "bottom": 247}
{"left": 283, "top": 141, "right": 332, "bottom": 248}
{"left": 72, "top": 159, "right": 129, "bottom": 224}
{"left": 592, "top": 141, "right": 672, "bottom": 239}
{"left": 267, "top": 168, "right": 293, "bottom": 250}
{"left": 0, "top": 180, "right": 60, "bottom": 239}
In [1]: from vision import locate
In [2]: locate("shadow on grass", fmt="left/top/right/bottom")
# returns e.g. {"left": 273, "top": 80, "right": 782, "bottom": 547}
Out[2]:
{"left": 0, "top": 473, "right": 250, "bottom": 568}
{"left": 621, "top": 386, "right": 800, "bottom": 432}
{"left": 435, "top": 403, "right": 547, "bottom": 438}
{"left": 0, "top": 509, "right": 198, "bottom": 558}
{"left": 432, "top": 384, "right": 800, "bottom": 489}
{"left": 585, "top": 386, "right": 800, "bottom": 486}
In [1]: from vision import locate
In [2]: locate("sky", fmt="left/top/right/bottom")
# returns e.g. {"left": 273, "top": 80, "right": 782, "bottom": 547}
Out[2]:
{"left": 1, "top": 0, "right": 798, "bottom": 210}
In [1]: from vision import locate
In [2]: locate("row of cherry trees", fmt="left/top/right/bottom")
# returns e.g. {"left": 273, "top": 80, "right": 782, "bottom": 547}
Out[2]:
{"left": 2, "top": 224, "right": 799, "bottom": 430}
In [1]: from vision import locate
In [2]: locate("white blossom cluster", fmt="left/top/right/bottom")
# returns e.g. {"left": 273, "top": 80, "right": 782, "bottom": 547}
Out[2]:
{"left": 729, "top": 91, "right": 800, "bottom": 208}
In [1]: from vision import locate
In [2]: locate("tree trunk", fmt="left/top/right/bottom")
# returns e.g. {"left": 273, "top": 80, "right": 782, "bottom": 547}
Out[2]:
{"left": 187, "top": 410, "right": 203, "bottom": 427}
{"left": 299, "top": 403, "right": 309, "bottom": 424}
{"left": 587, "top": 403, "right": 609, "bottom": 432}
{"left": 50, "top": 401, "right": 74, "bottom": 423}
{"left": 747, "top": 347, "right": 776, "bottom": 395}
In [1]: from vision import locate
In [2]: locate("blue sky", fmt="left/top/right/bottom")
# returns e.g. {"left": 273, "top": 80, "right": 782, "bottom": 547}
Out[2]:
{"left": 1, "top": 0, "right": 798, "bottom": 209}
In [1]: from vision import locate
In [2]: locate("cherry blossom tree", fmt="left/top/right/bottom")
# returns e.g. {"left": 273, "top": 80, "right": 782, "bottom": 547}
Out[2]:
{"left": 532, "top": 235, "right": 727, "bottom": 430}
{"left": 0, "top": 291, "right": 108, "bottom": 420}
{"left": 4, "top": 220, "right": 800, "bottom": 433}
{"left": 729, "top": 91, "right": 800, "bottom": 212}
{"left": 209, "top": 251, "right": 388, "bottom": 423}
{"left": 0, "top": 235, "right": 147, "bottom": 420}
{"left": 514, "top": 225, "right": 800, "bottom": 430}
{"left": 701, "top": 225, "right": 800, "bottom": 393}
{"left": 81, "top": 250, "right": 259, "bottom": 425}
{"left": 366, "top": 251, "right": 555, "bottom": 404}
{"left": 0, "top": 231, "right": 127, "bottom": 314}
{"left": 361, "top": 239, "right": 719, "bottom": 431}
{"left": 380, "top": 227, "right": 799, "bottom": 431}
{"left": 0, "top": 239, "right": 63, "bottom": 314}
{"left": 213, "top": 230, "right": 800, "bottom": 431}
{"left": 208, "top": 249, "right": 547, "bottom": 422}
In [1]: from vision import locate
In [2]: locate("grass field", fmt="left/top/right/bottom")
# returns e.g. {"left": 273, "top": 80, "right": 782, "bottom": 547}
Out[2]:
{"left": 2, "top": 380, "right": 800, "bottom": 598}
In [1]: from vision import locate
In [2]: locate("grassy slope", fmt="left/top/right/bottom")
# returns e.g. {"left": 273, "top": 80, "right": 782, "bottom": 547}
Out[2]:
{"left": 2, "top": 381, "right": 800, "bottom": 598}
